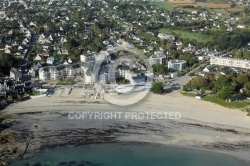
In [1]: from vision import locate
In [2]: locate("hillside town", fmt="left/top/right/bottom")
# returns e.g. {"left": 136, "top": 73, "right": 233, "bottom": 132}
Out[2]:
{"left": 0, "top": 0, "right": 249, "bottom": 108}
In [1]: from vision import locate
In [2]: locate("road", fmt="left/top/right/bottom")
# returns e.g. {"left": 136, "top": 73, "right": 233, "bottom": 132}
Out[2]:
{"left": 170, "top": 64, "right": 207, "bottom": 88}
{"left": 19, "top": 28, "right": 39, "bottom": 76}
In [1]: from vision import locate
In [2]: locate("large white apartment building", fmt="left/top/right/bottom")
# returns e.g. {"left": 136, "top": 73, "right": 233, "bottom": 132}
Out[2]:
{"left": 210, "top": 57, "right": 250, "bottom": 69}
{"left": 39, "top": 63, "right": 88, "bottom": 81}
{"left": 148, "top": 55, "right": 166, "bottom": 65}
{"left": 116, "top": 66, "right": 130, "bottom": 78}
{"left": 168, "top": 59, "right": 186, "bottom": 71}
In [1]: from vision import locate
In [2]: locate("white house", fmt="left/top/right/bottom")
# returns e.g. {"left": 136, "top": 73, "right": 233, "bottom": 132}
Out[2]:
{"left": 5, "top": 48, "right": 11, "bottom": 54}
{"left": 9, "top": 67, "right": 22, "bottom": 81}
{"left": 80, "top": 55, "right": 88, "bottom": 62}
{"left": 34, "top": 54, "right": 42, "bottom": 61}
{"left": 46, "top": 57, "right": 54, "bottom": 65}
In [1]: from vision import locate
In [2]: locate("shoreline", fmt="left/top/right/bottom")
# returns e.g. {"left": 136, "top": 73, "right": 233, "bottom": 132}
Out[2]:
{"left": 1, "top": 91, "right": 250, "bottom": 164}
{"left": 22, "top": 141, "right": 250, "bottom": 161}
{"left": 12, "top": 141, "right": 250, "bottom": 165}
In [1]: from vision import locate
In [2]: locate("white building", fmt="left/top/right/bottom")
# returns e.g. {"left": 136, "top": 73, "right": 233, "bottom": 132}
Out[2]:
{"left": 29, "top": 67, "right": 36, "bottom": 78}
{"left": 116, "top": 66, "right": 130, "bottom": 78}
{"left": 39, "top": 63, "right": 84, "bottom": 81}
{"left": 80, "top": 55, "right": 88, "bottom": 62}
{"left": 9, "top": 67, "right": 22, "bottom": 81}
{"left": 168, "top": 59, "right": 186, "bottom": 71}
{"left": 148, "top": 55, "right": 166, "bottom": 65}
{"left": 84, "top": 62, "right": 99, "bottom": 84}
{"left": 170, "top": 73, "right": 177, "bottom": 78}
{"left": 99, "top": 71, "right": 108, "bottom": 84}
{"left": 46, "top": 57, "right": 54, "bottom": 65}
{"left": 157, "top": 33, "right": 175, "bottom": 42}
{"left": 94, "top": 51, "right": 110, "bottom": 61}
{"left": 80, "top": 53, "right": 95, "bottom": 62}
{"left": 210, "top": 57, "right": 250, "bottom": 69}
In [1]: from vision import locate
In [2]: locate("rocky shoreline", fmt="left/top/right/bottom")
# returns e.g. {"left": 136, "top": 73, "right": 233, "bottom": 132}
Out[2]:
{"left": 1, "top": 92, "right": 250, "bottom": 165}
{"left": 0, "top": 110, "right": 249, "bottom": 165}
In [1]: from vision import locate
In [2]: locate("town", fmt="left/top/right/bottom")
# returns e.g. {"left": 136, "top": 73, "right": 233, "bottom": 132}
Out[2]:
{"left": 0, "top": 0, "right": 249, "bottom": 109}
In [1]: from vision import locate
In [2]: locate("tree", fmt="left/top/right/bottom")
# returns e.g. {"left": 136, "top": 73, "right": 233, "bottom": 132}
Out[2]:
{"left": 151, "top": 82, "right": 164, "bottom": 94}
{"left": 190, "top": 76, "right": 208, "bottom": 90}
{"left": 200, "top": 87, "right": 205, "bottom": 95}
{"left": 236, "top": 74, "right": 249, "bottom": 87}
{"left": 0, "top": 53, "right": 20, "bottom": 75}
{"left": 152, "top": 64, "right": 165, "bottom": 75}
{"left": 213, "top": 76, "right": 230, "bottom": 92}
{"left": 245, "top": 82, "right": 250, "bottom": 90}
{"left": 179, "top": 53, "right": 197, "bottom": 66}
{"left": 231, "top": 1, "right": 236, "bottom": 8}
{"left": 218, "top": 86, "right": 234, "bottom": 100}
{"left": 244, "top": 82, "right": 250, "bottom": 95}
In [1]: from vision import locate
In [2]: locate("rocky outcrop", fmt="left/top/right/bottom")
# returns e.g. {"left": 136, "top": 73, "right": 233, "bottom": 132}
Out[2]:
{"left": 0, "top": 117, "right": 20, "bottom": 165}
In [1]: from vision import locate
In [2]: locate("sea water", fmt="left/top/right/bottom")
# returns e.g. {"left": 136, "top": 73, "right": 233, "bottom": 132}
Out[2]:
{"left": 10, "top": 143, "right": 250, "bottom": 166}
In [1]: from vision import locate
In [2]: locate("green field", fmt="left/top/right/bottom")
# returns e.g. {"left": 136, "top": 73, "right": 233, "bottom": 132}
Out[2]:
{"left": 212, "top": 9, "right": 229, "bottom": 15}
{"left": 160, "top": 28, "right": 210, "bottom": 43}
{"left": 203, "top": 96, "right": 249, "bottom": 109}
{"left": 150, "top": 2, "right": 177, "bottom": 10}
{"left": 182, "top": 92, "right": 248, "bottom": 109}
{"left": 182, "top": 92, "right": 196, "bottom": 97}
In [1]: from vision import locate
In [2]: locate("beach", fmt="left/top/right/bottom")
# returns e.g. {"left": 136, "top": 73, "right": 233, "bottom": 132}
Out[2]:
{"left": 1, "top": 89, "right": 250, "bottom": 164}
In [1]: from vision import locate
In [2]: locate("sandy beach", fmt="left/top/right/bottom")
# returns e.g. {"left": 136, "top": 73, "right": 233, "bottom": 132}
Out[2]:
{"left": 1, "top": 89, "right": 250, "bottom": 164}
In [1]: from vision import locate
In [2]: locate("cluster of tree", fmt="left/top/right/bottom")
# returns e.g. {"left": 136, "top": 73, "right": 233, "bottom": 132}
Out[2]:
{"left": 179, "top": 53, "right": 198, "bottom": 67}
{"left": 210, "top": 29, "right": 250, "bottom": 50}
{"left": 0, "top": 53, "right": 20, "bottom": 75}
{"left": 183, "top": 72, "right": 250, "bottom": 100}
{"left": 151, "top": 82, "right": 164, "bottom": 94}
{"left": 152, "top": 64, "right": 167, "bottom": 75}
{"left": 231, "top": 49, "right": 250, "bottom": 60}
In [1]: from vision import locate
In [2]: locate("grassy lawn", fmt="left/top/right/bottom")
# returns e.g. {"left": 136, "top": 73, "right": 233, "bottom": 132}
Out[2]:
{"left": 160, "top": 28, "right": 210, "bottom": 43}
{"left": 182, "top": 92, "right": 196, "bottom": 97}
{"left": 213, "top": 9, "right": 229, "bottom": 15}
{"left": 150, "top": 2, "right": 177, "bottom": 10}
{"left": 203, "top": 96, "right": 249, "bottom": 109}
{"left": 182, "top": 92, "right": 248, "bottom": 109}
